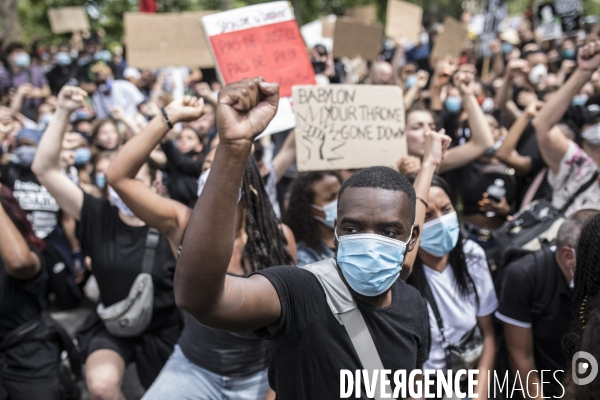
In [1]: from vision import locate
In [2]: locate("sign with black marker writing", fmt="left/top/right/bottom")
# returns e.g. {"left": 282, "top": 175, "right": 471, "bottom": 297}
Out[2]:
{"left": 293, "top": 85, "right": 406, "bottom": 171}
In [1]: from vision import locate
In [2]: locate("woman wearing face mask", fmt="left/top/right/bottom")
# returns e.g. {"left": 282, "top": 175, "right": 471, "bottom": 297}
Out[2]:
{"left": 406, "top": 175, "right": 498, "bottom": 400}
{"left": 104, "top": 94, "right": 296, "bottom": 400}
{"left": 32, "top": 86, "right": 182, "bottom": 399}
{"left": 283, "top": 171, "right": 342, "bottom": 266}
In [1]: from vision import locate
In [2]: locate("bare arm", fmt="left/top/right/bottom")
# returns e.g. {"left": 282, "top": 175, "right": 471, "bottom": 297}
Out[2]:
{"left": 105, "top": 97, "right": 205, "bottom": 253}
{"left": 532, "top": 40, "right": 600, "bottom": 175}
{"left": 175, "top": 78, "right": 283, "bottom": 331}
{"left": 272, "top": 130, "right": 296, "bottom": 182}
{"left": 31, "top": 86, "right": 87, "bottom": 220}
{"left": 504, "top": 323, "right": 544, "bottom": 399}
{"left": 401, "top": 130, "right": 451, "bottom": 279}
{"left": 475, "top": 314, "right": 496, "bottom": 400}
{"left": 437, "top": 72, "right": 495, "bottom": 174}
{"left": 0, "top": 200, "right": 41, "bottom": 280}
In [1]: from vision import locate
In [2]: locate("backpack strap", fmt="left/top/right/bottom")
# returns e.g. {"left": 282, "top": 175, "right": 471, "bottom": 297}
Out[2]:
{"left": 559, "top": 171, "right": 599, "bottom": 214}
{"left": 304, "top": 258, "right": 393, "bottom": 400}
{"left": 142, "top": 228, "right": 160, "bottom": 275}
{"left": 531, "top": 245, "right": 557, "bottom": 321}
{"left": 422, "top": 279, "right": 449, "bottom": 347}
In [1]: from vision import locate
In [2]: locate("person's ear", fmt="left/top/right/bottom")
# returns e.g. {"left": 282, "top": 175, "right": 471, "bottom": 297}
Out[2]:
{"left": 560, "top": 246, "right": 576, "bottom": 269}
{"left": 407, "top": 224, "right": 420, "bottom": 252}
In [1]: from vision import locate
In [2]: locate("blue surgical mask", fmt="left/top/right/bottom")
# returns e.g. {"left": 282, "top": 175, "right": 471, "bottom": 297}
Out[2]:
{"left": 37, "top": 113, "right": 53, "bottom": 130}
{"left": 95, "top": 172, "right": 106, "bottom": 189}
{"left": 420, "top": 211, "right": 460, "bottom": 257}
{"left": 14, "top": 53, "right": 31, "bottom": 68}
{"left": 561, "top": 49, "right": 576, "bottom": 60}
{"left": 94, "top": 50, "right": 111, "bottom": 62}
{"left": 405, "top": 74, "right": 418, "bottom": 89}
{"left": 501, "top": 42, "right": 514, "bottom": 54}
{"left": 445, "top": 96, "right": 462, "bottom": 113}
{"left": 74, "top": 147, "right": 92, "bottom": 165}
{"left": 55, "top": 52, "right": 72, "bottom": 67}
{"left": 572, "top": 95, "right": 589, "bottom": 107}
{"left": 14, "top": 145, "right": 37, "bottom": 166}
{"left": 311, "top": 199, "right": 337, "bottom": 229}
{"left": 335, "top": 228, "right": 413, "bottom": 297}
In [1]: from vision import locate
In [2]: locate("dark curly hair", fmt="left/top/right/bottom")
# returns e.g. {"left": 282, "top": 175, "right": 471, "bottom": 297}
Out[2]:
{"left": 241, "top": 156, "right": 294, "bottom": 274}
{"left": 283, "top": 171, "right": 341, "bottom": 253}
{"left": 563, "top": 214, "right": 600, "bottom": 358}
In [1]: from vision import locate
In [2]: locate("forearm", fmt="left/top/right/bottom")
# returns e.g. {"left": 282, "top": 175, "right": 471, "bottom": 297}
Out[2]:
{"left": 9, "top": 93, "right": 24, "bottom": 113}
{"left": 475, "top": 333, "right": 496, "bottom": 399}
{"left": 404, "top": 86, "right": 420, "bottom": 109}
{"left": 175, "top": 141, "right": 251, "bottom": 315}
{"left": 32, "top": 108, "right": 70, "bottom": 174}
{"left": 464, "top": 94, "right": 495, "bottom": 149}
{"left": 496, "top": 113, "right": 531, "bottom": 160}
{"left": 429, "top": 85, "right": 443, "bottom": 111}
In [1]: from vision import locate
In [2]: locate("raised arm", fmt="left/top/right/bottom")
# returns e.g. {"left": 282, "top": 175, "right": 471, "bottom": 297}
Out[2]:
{"left": 401, "top": 130, "right": 451, "bottom": 279}
{"left": 175, "top": 78, "right": 282, "bottom": 331}
{"left": 0, "top": 196, "right": 41, "bottom": 280}
{"left": 31, "top": 86, "right": 86, "bottom": 220}
{"left": 437, "top": 72, "right": 496, "bottom": 174}
{"left": 532, "top": 40, "right": 600, "bottom": 174}
{"left": 496, "top": 101, "right": 543, "bottom": 176}
{"left": 105, "top": 97, "right": 204, "bottom": 251}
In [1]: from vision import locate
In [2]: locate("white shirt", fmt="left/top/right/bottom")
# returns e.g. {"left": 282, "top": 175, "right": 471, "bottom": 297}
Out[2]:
{"left": 92, "top": 79, "right": 145, "bottom": 119}
{"left": 423, "top": 240, "right": 498, "bottom": 371}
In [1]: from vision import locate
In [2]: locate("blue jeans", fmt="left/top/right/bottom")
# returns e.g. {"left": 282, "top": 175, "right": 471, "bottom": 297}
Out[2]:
{"left": 142, "top": 345, "right": 270, "bottom": 400}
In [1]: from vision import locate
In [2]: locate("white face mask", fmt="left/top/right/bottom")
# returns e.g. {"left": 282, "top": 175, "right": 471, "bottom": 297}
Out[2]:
{"left": 529, "top": 64, "right": 548, "bottom": 86}
{"left": 108, "top": 186, "right": 136, "bottom": 217}
{"left": 582, "top": 122, "right": 600, "bottom": 146}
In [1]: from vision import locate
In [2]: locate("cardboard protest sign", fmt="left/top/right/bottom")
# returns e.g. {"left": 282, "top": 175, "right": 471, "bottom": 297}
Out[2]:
{"left": 321, "top": 15, "right": 337, "bottom": 38}
{"left": 125, "top": 12, "right": 216, "bottom": 69}
{"left": 552, "top": 0, "right": 582, "bottom": 35}
{"left": 332, "top": 18, "right": 383, "bottom": 61}
{"left": 201, "top": 1, "right": 315, "bottom": 98}
{"left": 385, "top": 0, "right": 423, "bottom": 45}
{"left": 480, "top": 0, "right": 507, "bottom": 57}
{"left": 345, "top": 5, "right": 377, "bottom": 25}
{"left": 47, "top": 7, "right": 90, "bottom": 34}
{"left": 535, "top": 2, "right": 563, "bottom": 41}
{"left": 430, "top": 17, "right": 468, "bottom": 64}
{"left": 293, "top": 85, "right": 406, "bottom": 171}
{"left": 258, "top": 97, "right": 295, "bottom": 138}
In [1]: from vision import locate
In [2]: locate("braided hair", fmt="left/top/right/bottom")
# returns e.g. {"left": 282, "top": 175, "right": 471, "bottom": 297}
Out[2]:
{"left": 282, "top": 171, "right": 342, "bottom": 253}
{"left": 241, "top": 156, "right": 294, "bottom": 274}
{"left": 564, "top": 214, "right": 600, "bottom": 358}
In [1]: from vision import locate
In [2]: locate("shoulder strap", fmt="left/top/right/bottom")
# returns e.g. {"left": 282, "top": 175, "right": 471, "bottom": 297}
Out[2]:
{"left": 142, "top": 228, "right": 160, "bottom": 274}
{"left": 560, "top": 171, "right": 599, "bottom": 214}
{"left": 304, "top": 258, "right": 392, "bottom": 400}
{"left": 423, "top": 279, "right": 449, "bottom": 346}
{"left": 531, "top": 245, "right": 557, "bottom": 321}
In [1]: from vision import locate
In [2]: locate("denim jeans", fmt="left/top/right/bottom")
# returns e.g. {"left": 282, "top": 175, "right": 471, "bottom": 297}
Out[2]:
{"left": 141, "top": 345, "right": 270, "bottom": 400}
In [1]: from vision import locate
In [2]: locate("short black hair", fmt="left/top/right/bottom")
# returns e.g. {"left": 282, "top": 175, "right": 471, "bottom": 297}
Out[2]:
{"left": 339, "top": 166, "right": 416, "bottom": 223}
{"left": 5, "top": 42, "right": 25, "bottom": 55}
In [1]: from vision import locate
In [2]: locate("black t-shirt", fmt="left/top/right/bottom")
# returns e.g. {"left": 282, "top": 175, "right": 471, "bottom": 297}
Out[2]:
{"left": 77, "top": 193, "right": 177, "bottom": 330}
{"left": 496, "top": 253, "right": 571, "bottom": 395}
{"left": 46, "top": 64, "right": 79, "bottom": 95}
{"left": 253, "top": 265, "right": 429, "bottom": 399}
{"left": 0, "top": 164, "right": 60, "bottom": 239}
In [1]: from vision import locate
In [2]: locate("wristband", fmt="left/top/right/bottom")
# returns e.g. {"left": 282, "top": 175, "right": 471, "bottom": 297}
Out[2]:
{"left": 160, "top": 107, "right": 174, "bottom": 129}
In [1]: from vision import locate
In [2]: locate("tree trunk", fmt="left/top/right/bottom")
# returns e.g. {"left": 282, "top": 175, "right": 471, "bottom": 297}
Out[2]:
{"left": 0, "top": 0, "right": 22, "bottom": 43}
{"left": 221, "top": 0, "right": 230, "bottom": 11}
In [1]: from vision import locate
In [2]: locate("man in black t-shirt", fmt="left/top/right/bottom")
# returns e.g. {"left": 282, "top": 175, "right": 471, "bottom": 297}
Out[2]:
{"left": 496, "top": 209, "right": 599, "bottom": 397}
{"left": 174, "top": 78, "right": 447, "bottom": 399}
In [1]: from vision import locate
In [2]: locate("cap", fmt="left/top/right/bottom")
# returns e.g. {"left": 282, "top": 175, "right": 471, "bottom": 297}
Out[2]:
{"left": 499, "top": 29, "right": 520, "bottom": 46}
{"left": 16, "top": 128, "right": 43, "bottom": 145}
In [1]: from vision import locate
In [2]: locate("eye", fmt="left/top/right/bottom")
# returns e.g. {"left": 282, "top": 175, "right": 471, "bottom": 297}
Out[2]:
{"left": 344, "top": 227, "right": 360, "bottom": 234}
{"left": 381, "top": 230, "right": 397, "bottom": 237}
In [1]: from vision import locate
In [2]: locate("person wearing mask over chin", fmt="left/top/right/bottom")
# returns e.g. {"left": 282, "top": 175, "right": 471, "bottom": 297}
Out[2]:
{"left": 90, "top": 62, "right": 145, "bottom": 120}
{"left": 405, "top": 174, "right": 498, "bottom": 400}
{"left": 0, "top": 42, "right": 51, "bottom": 121}
{"left": 175, "top": 77, "right": 455, "bottom": 398}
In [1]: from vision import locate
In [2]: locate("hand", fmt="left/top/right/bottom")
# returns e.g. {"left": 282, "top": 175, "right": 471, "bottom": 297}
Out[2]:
{"left": 415, "top": 70, "right": 430, "bottom": 89}
{"left": 517, "top": 91, "right": 538, "bottom": 108}
{"left": 506, "top": 59, "right": 530, "bottom": 80}
{"left": 0, "top": 107, "right": 14, "bottom": 137}
{"left": 453, "top": 71, "right": 475, "bottom": 96}
{"left": 478, "top": 193, "right": 511, "bottom": 216}
{"left": 422, "top": 129, "right": 451, "bottom": 167}
{"left": 216, "top": 78, "right": 279, "bottom": 145}
{"left": 62, "top": 132, "right": 85, "bottom": 150}
{"left": 16, "top": 83, "right": 34, "bottom": 97}
{"left": 577, "top": 39, "right": 600, "bottom": 72}
{"left": 57, "top": 86, "right": 88, "bottom": 112}
{"left": 396, "top": 155, "right": 422, "bottom": 176}
{"left": 488, "top": 39, "right": 501, "bottom": 54}
{"left": 195, "top": 82, "right": 212, "bottom": 98}
{"left": 524, "top": 100, "right": 544, "bottom": 117}
{"left": 109, "top": 106, "right": 125, "bottom": 121}
{"left": 432, "top": 58, "right": 457, "bottom": 88}
{"left": 165, "top": 95, "right": 205, "bottom": 124}
{"left": 395, "top": 34, "right": 409, "bottom": 48}
{"left": 59, "top": 150, "right": 75, "bottom": 169}
{"left": 560, "top": 59, "right": 577, "bottom": 73}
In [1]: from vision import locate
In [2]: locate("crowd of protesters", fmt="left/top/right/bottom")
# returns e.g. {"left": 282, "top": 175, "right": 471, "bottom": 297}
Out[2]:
{"left": 1, "top": 8, "right": 600, "bottom": 400}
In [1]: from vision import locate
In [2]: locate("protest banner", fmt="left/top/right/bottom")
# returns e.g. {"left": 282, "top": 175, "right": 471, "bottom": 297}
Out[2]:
{"left": 480, "top": 0, "right": 507, "bottom": 57}
{"left": 385, "top": 0, "right": 423, "bottom": 45}
{"left": 201, "top": 1, "right": 315, "bottom": 98}
{"left": 344, "top": 5, "right": 377, "bottom": 25}
{"left": 535, "top": 2, "right": 563, "bottom": 41}
{"left": 550, "top": 0, "right": 582, "bottom": 35}
{"left": 293, "top": 85, "right": 406, "bottom": 171}
{"left": 332, "top": 18, "right": 383, "bottom": 61}
{"left": 430, "top": 17, "right": 469, "bottom": 64}
{"left": 125, "top": 12, "right": 216, "bottom": 69}
{"left": 47, "top": 7, "right": 90, "bottom": 34}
